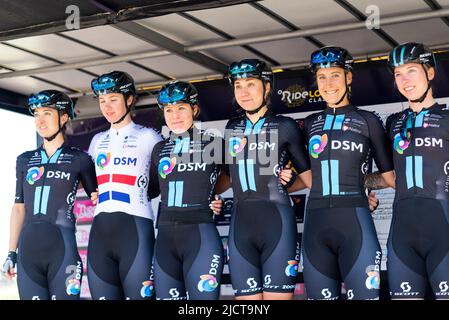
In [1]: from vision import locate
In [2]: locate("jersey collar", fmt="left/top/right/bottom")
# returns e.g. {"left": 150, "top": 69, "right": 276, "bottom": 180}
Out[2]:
{"left": 324, "top": 104, "right": 356, "bottom": 115}
{"left": 110, "top": 121, "right": 134, "bottom": 136}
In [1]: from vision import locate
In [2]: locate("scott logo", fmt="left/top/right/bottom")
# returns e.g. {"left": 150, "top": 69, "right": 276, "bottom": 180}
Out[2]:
{"left": 439, "top": 281, "right": 449, "bottom": 293}
{"left": 347, "top": 289, "right": 354, "bottom": 300}
{"left": 169, "top": 288, "right": 180, "bottom": 298}
{"left": 400, "top": 282, "right": 411, "bottom": 292}
{"left": 321, "top": 288, "right": 332, "bottom": 299}
{"left": 247, "top": 278, "right": 258, "bottom": 289}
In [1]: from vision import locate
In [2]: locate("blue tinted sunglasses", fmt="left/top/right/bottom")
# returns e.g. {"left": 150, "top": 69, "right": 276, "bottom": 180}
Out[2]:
{"left": 311, "top": 49, "right": 343, "bottom": 65}
{"left": 158, "top": 86, "right": 188, "bottom": 106}
{"left": 92, "top": 76, "right": 116, "bottom": 94}
{"left": 229, "top": 60, "right": 259, "bottom": 77}
{"left": 28, "top": 93, "right": 51, "bottom": 109}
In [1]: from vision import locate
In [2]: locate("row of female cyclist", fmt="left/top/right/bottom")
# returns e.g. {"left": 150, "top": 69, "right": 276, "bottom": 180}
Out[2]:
{"left": 3, "top": 41, "right": 449, "bottom": 300}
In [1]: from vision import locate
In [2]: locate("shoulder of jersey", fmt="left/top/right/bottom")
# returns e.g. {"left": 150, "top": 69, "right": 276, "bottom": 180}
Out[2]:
{"left": 386, "top": 110, "right": 405, "bottom": 123}
{"left": 304, "top": 110, "right": 324, "bottom": 123}
{"left": 154, "top": 138, "right": 167, "bottom": 150}
{"left": 199, "top": 128, "right": 224, "bottom": 139}
{"left": 18, "top": 149, "right": 38, "bottom": 160}
{"left": 226, "top": 114, "right": 245, "bottom": 128}
{"left": 437, "top": 104, "right": 449, "bottom": 113}
{"left": 134, "top": 124, "right": 163, "bottom": 138}
{"left": 67, "top": 145, "right": 90, "bottom": 157}
{"left": 91, "top": 129, "right": 108, "bottom": 140}
{"left": 356, "top": 109, "right": 384, "bottom": 122}
{"left": 275, "top": 114, "right": 299, "bottom": 126}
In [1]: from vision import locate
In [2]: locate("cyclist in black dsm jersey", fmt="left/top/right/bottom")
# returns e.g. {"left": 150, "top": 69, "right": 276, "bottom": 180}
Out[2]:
{"left": 298, "top": 47, "right": 395, "bottom": 300}
{"left": 151, "top": 81, "right": 225, "bottom": 300}
{"left": 383, "top": 43, "right": 449, "bottom": 299}
{"left": 2, "top": 90, "right": 97, "bottom": 300}
{"left": 218, "top": 59, "right": 312, "bottom": 300}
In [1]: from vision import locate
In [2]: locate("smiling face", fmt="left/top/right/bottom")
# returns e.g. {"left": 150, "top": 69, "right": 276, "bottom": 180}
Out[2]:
{"left": 34, "top": 107, "right": 67, "bottom": 138}
{"left": 163, "top": 103, "right": 197, "bottom": 134}
{"left": 393, "top": 62, "right": 434, "bottom": 102}
{"left": 233, "top": 77, "right": 270, "bottom": 112}
{"left": 316, "top": 67, "right": 351, "bottom": 107}
{"left": 98, "top": 92, "right": 133, "bottom": 124}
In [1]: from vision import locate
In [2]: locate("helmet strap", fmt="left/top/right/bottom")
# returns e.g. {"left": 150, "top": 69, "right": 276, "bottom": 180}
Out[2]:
{"left": 113, "top": 95, "right": 132, "bottom": 125}
{"left": 328, "top": 72, "right": 349, "bottom": 107}
{"left": 44, "top": 109, "right": 62, "bottom": 142}
{"left": 245, "top": 81, "right": 268, "bottom": 115}
{"left": 410, "top": 65, "right": 431, "bottom": 104}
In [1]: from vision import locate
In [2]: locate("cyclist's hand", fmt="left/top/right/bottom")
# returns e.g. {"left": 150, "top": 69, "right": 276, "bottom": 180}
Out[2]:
{"left": 90, "top": 188, "right": 99, "bottom": 205}
{"left": 279, "top": 164, "right": 297, "bottom": 188}
{"left": 210, "top": 194, "right": 223, "bottom": 215}
{"left": 368, "top": 191, "right": 380, "bottom": 213}
{"left": 2, "top": 251, "right": 17, "bottom": 280}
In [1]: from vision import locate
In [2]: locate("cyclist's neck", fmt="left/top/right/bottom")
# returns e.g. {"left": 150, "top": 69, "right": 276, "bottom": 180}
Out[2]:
{"left": 409, "top": 91, "right": 436, "bottom": 113}
{"left": 111, "top": 114, "right": 132, "bottom": 130}
{"left": 246, "top": 105, "right": 268, "bottom": 124}
{"left": 43, "top": 135, "right": 64, "bottom": 158}
{"left": 327, "top": 97, "right": 350, "bottom": 111}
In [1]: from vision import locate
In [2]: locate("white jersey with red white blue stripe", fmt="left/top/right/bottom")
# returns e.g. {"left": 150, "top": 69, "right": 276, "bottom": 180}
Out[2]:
{"left": 88, "top": 121, "right": 162, "bottom": 220}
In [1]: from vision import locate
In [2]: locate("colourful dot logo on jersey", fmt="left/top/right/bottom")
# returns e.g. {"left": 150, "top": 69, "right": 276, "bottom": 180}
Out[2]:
{"left": 96, "top": 152, "right": 111, "bottom": 169}
{"left": 140, "top": 280, "right": 154, "bottom": 298}
{"left": 393, "top": 133, "right": 409, "bottom": 154}
{"left": 365, "top": 270, "right": 380, "bottom": 290}
{"left": 158, "top": 157, "right": 177, "bottom": 179}
{"left": 197, "top": 274, "right": 218, "bottom": 292}
{"left": 66, "top": 279, "right": 81, "bottom": 295}
{"left": 309, "top": 134, "right": 328, "bottom": 158}
{"left": 284, "top": 260, "right": 298, "bottom": 277}
{"left": 26, "top": 166, "right": 44, "bottom": 185}
{"left": 229, "top": 137, "right": 246, "bottom": 157}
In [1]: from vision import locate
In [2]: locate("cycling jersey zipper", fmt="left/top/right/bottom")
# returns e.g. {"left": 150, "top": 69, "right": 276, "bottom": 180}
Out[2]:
{"left": 410, "top": 113, "right": 417, "bottom": 195}
{"left": 37, "top": 170, "right": 47, "bottom": 217}
{"left": 243, "top": 118, "right": 258, "bottom": 194}
{"left": 327, "top": 109, "right": 337, "bottom": 208}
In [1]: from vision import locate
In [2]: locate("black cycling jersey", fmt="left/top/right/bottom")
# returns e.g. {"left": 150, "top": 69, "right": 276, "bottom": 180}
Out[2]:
{"left": 13, "top": 143, "right": 96, "bottom": 300}
{"left": 15, "top": 143, "right": 97, "bottom": 228}
{"left": 386, "top": 103, "right": 449, "bottom": 201}
{"left": 224, "top": 110, "right": 310, "bottom": 204}
{"left": 150, "top": 126, "right": 222, "bottom": 224}
{"left": 224, "top": 110, "right": 308, "bottom": 296}
{"left": 303, "top": 104, "right": 393, "bottom": 209}
{"left": 386, "top": 103, "right": 449, "bottom": 299}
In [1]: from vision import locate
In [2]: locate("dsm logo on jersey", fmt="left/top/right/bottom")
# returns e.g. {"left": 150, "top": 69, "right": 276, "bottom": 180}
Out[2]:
{"left": 177, "top": 163, "right": 206, "bottom": 172}
{"left": 113, "top": 157, "right": 137, "bottom": 166}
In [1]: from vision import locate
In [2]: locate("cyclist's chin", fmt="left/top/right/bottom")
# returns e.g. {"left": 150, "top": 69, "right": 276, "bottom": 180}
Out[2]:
{"left": 240, "top": 102, "right": 262, "bottom": 112}
{"left": 401, "top": 90, "right": 424, "bottom": 102}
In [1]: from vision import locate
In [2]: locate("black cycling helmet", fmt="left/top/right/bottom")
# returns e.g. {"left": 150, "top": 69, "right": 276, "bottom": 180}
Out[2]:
{"left": 157, "top": 81, "right": 198, "bottom": 109}
{"left": 310, "top": 46, "right": 354, "bottom": 106}
{"left": 226, "top": 59, "right": 273, "bottom": 85}
{"left": 226, "top": 59, "right": 273, "bottom": 115}
{"left": 28, "top": 90, "right": 75, "bottom": 119}
{"left": 91, "top": 70, "right": 137, "bottom": 97}
{"left": 309, "top": 46, "right": 354, "bottom": 74}
{"left": 28, "top": 90, "right": 75, "bottom": 142}
{"left": 91, "top": 70, "right": 137, "bottom": 125}
{"left": 388, "top": 42, "right": 436, "bottom": 72}
{"left": 389, "top": 42, "right": 436, "bottom": 104}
